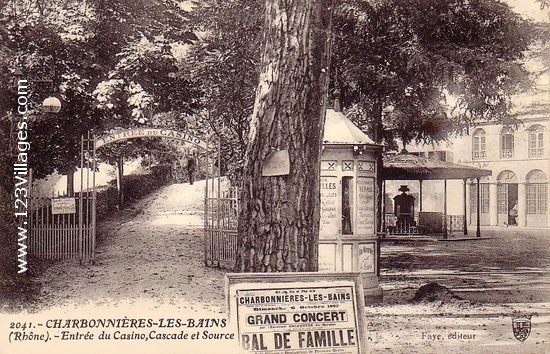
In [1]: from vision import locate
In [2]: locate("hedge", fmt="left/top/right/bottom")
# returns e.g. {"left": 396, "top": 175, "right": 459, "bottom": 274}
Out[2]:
{"left": 96, "top": 165, "right": 172, "bottom": 220}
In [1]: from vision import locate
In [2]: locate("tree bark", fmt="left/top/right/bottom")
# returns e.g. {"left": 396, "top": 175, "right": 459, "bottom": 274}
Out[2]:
{"left": 372, "top": 100, "right": 384, "bottom": 233}
{"left": 66, "top": 166, "right": 76, "bottom": 197}
{"left": 235, "top": 0, "right": 334, "bottom": 272}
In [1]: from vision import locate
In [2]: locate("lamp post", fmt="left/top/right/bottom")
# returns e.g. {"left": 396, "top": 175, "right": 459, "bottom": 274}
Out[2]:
{"left": 8, "top": 69, "right": 62, "bottom": 148}
{"left": 13, "top": 68, "right": 62, "bottom": 116}
{"left": 42, "top": 96, "right": 62, "bottom": 113}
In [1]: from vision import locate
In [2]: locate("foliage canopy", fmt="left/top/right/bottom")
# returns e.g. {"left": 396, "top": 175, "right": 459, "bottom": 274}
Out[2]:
{"left": 187, "top": 0, "right": 541, "bottom": 160}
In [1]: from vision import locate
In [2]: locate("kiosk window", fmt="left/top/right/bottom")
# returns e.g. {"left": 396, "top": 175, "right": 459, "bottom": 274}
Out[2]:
{"left": 342, "top": 176, "right": 353, "bottom": 235}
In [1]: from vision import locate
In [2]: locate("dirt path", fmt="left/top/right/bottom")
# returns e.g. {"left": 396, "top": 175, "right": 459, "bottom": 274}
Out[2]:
{"left": 37, "top": 180, "right": 226, "bottom": 313}
{"left": 379, "top": 228, "right": 550, "bottom": 304}
{"left": 36, "top": 181, "right": 550, "bottom": 311}
{"left": 31, "top": 181, "right": 550, "bottom": 353}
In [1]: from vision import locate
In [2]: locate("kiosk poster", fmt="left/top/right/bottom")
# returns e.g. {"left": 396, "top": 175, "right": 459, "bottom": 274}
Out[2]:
{"left": 320, "top": 176, "right": 340, "bottom": 236}
{"left": 1, "top": 1, "right": 550, "bottom": 354}
{"left": 355, "top": 177, "right": 375, "bottom": 235}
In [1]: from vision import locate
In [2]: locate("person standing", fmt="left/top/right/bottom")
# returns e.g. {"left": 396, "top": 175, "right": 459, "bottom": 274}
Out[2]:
{"left": 509, "top": 201, "right": 518, "bottom": 226}
{"left": 186, "top": 153, "right": 197, "bottom": 185}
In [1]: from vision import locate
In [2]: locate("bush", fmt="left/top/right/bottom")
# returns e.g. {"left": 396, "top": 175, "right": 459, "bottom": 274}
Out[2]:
{"left": 96, "top": 165, "right": 172, "bottom": 220}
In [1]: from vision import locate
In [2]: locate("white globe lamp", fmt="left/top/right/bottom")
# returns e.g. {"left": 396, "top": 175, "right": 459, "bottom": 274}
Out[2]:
{"left": 42, "top": 96, "right": 62, "bottom": 113}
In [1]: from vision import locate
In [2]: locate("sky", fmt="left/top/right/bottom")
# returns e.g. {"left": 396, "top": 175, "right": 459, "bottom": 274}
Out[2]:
{"left": 506, "top": 0, "right": 550, "bottom": 22}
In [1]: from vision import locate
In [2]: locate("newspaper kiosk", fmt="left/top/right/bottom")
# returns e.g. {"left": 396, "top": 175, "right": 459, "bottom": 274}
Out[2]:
{"left": 319, "top": 97, "right": 383, "bottom": 303}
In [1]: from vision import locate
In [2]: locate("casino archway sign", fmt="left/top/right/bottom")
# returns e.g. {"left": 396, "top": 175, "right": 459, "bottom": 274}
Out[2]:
{"left": 27, "top": 128, "right": 215, "bottom": 262}
{"left": 94, "top": 128, "right": 213, "bottom": 151}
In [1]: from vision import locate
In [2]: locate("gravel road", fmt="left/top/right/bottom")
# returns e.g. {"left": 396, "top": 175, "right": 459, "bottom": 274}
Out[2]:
{"left": 31, "top": 181, "right": 550, "bottom": 353}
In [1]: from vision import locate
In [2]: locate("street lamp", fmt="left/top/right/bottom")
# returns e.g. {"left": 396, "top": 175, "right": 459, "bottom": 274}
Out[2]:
{"left": 42, "top": 96, "right": 62, "bottom": 113}
{"left": 13, "top": 68, "right": 62, "bottom": 115}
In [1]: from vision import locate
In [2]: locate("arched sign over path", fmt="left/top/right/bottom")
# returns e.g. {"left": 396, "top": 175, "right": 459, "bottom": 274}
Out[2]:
{"left": 95, "top": 128, "right": 214, "bottom": 151}
{"left": 29, "top": 127, "right": 218, "bottom": 263}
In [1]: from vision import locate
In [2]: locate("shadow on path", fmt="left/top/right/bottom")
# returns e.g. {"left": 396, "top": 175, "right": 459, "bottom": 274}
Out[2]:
{"left": 380, "top": 228, "right": 550, "bottom": 304}
{"left": 36, "top": 180, "right": 227, "bottom": 313}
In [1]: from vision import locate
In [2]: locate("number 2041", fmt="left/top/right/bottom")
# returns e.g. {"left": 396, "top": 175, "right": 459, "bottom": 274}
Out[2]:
{"left": 10, "top": 322, "right": 32, "bottom": 330}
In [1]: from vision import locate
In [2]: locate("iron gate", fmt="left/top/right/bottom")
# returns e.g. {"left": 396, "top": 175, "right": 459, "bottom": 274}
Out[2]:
{"left": 28, "top": 132, "right": 96, "bottom": 261}
{"left": 204, "top": 175, "right": 239, "bottom": 269}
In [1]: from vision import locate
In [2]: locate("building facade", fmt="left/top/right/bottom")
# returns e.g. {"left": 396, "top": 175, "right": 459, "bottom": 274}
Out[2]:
{"left": 407, "top": 100, "right": 549, "bottom": 229}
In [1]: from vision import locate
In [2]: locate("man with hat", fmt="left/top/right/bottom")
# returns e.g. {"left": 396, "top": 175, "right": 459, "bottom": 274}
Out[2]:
{"left": 393, "top": 185, "right": 416, "bottom": 230}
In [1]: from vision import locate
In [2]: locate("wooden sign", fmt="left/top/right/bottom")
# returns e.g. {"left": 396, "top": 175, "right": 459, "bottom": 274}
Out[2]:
{"left": 51, "top": 197, "right": 76, "bottom": 215}
{"left": 226, "top": 272, "right": 367, "bottom": 354}
{"left": 262, "top": 150, "right": 290, "bottom": 176}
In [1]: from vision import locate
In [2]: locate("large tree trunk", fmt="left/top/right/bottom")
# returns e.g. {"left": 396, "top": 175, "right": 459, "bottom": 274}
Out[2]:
{"left": 235, "top": 0, "right": 334, "bottom": 272}
{"left": 372, "top": 100, "right": 384, "bottom": 233}
{"left": 66, "top": 166, "right": 77, "bottom": 197}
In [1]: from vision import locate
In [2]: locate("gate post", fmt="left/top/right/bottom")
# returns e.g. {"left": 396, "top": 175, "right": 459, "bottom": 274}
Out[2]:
{"left": 91, "top": 133, "right": 97, "bottom": 261}
{"left": 79, "top": 134, "right": 84, "bottom": 261}
{"left": 78, "top": 131, "right": 97, "bottom": 262}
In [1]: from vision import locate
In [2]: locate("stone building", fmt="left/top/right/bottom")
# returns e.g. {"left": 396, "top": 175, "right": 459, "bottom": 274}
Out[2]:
{"left": 404, "top": 92, "right": 549, "bottom": 229}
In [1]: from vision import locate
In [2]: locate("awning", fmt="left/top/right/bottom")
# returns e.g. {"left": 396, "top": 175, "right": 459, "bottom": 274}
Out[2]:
{"left": 382, "top": 153, "right": 492, "bottom": 180}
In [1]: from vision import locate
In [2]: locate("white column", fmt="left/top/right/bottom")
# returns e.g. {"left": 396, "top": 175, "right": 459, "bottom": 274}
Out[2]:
{"left": 462, "top": 179, "right": 468, "bottom": 235}
{"left": 443, "top": 179, "right": 448, "bottom": 238}
{"left": 518, "top": 181, "right": 527, "bottom": 227}
{"left": 489, "top": 182, "right": 498, "bottom": 226}
{"left": 466, "top": 182, "right": 472, "bottom": 225}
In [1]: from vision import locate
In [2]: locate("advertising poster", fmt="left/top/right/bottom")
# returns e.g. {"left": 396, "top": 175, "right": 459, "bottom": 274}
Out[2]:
{"left": 1, "top": 1, "right": 550, "bottom": 354}
{"left": 320, "top": 176, "right": 340, "bottom": 236}
{"left": 226, "top": 273, "right": 367, "bottom": 354}
{"left": 236, "top": 286, "right": 361, "bottom": 353}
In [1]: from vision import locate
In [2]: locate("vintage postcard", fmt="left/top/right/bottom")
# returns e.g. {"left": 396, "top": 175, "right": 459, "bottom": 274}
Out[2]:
{"left": 1, "top": 1, "right": 549, "bottom": 353}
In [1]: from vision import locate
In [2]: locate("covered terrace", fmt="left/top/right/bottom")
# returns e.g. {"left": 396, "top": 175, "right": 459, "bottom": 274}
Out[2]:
{"left": 381, "top": 152, "right": 492, "bottom": 238}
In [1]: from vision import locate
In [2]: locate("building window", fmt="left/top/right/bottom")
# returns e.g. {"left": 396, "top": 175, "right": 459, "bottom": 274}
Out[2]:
{"left": 497, "top": 170, "right": 516, "bottom": 182}
{"left": 497, "top": 184, "right": 509, "bottom": 214}
{"left": 470, "top": 183, "right": 489, "bottom": 213}
{"left": 528, "top": 124, "right": 545, "bottom": 158}
{"left": 500, "top": 126, "right": 514, "bottom": 158}
{"left": 472, "top": 129, "right": 486, "bottom": 160}
{"left": 526, "top": 170, "right": 547, "bottom": 215}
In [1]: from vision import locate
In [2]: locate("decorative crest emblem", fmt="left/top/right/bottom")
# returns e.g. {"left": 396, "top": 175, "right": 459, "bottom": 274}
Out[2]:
{"left": 512, "top": 316, "right": 532, "bottom": 342}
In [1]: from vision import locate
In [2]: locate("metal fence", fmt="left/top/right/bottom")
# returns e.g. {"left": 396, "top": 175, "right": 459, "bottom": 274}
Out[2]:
{"left": 27, "top": 133, "right": 96, "bottom": 261}
{"left": 384, "top": 213, "right": 465, "bottom": 235}
{"left": 28, "top": 193, "right": 95, "bottom": 260}
{"left": 446, "top": 214, "right": 465, "bottom": 232}
{"left": 204, "top": 182, "right": 238, "bottom": 268}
